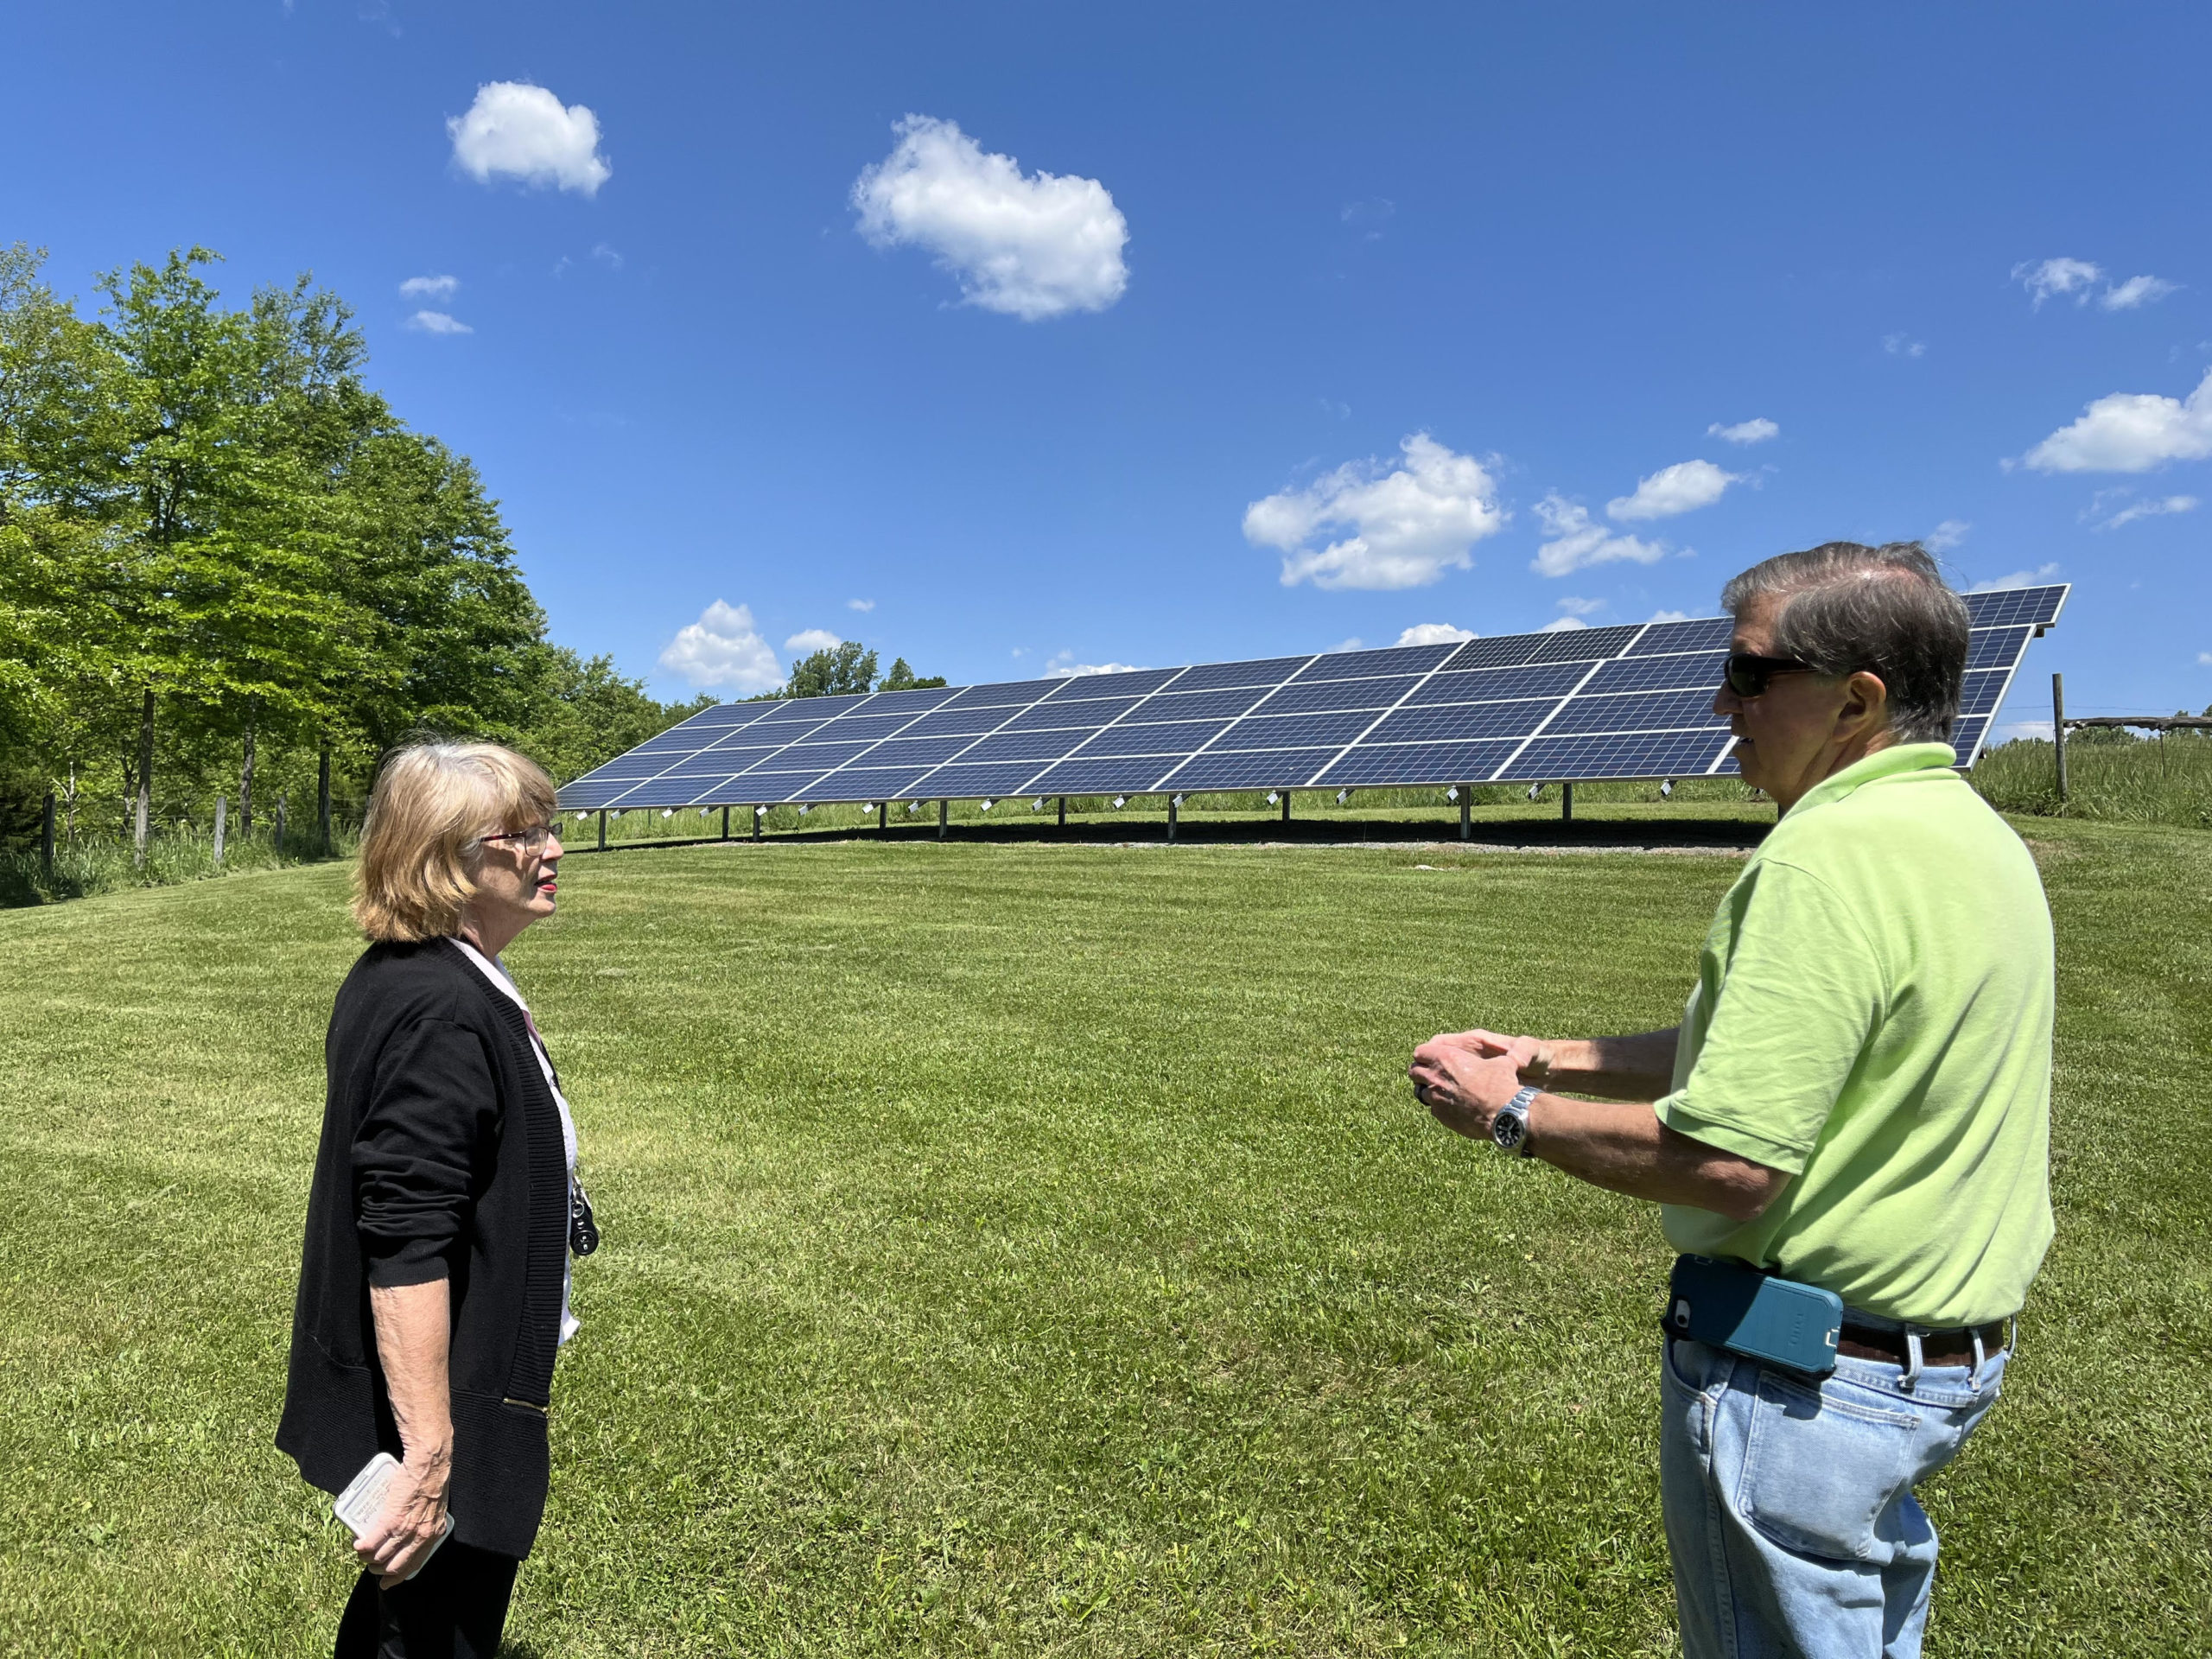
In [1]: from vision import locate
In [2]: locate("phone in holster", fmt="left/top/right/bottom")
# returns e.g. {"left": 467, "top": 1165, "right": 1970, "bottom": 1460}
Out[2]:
{"left": 1666, "top": 1254, "right": 1842, "bottom": 1378}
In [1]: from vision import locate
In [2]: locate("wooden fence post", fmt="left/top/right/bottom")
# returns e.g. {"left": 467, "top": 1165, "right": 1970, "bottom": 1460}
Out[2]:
{"left": 2052, "top": 672, "right": 2069, "bottom": 804}
{"left": 213, "top": 795, "right": 227, "bottom": 868}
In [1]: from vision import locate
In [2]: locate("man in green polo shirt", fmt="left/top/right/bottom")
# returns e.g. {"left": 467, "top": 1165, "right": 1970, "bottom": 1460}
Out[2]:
{"left": 1407, "top": 541, "right": 2054, "bottom": 1658}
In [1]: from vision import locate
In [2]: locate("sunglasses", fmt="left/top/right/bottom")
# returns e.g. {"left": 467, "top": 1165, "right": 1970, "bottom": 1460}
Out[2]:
{"left": 479, "top": 823, "right": 557, "bottom": 858}
{"left": 1722, "top": 652, "right": 1817, "bottom": 698}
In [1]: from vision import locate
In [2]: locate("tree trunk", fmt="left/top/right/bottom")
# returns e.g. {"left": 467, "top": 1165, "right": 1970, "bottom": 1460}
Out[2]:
{"left": 239, "top": 700, "right": 257, "bottom": 834}
{"left": 133, "top": 687, "right": 155, "bottom": 864}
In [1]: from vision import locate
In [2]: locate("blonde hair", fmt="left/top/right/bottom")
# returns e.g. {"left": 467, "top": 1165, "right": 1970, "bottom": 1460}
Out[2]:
{"left": 353, "top": 742, "right": 558, "bottom": 942}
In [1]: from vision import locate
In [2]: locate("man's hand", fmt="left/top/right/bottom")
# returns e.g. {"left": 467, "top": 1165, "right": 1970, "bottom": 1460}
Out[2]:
{"left": 1409, "top": 1035, "right": 1529, "bottom": 1140}
{"left": 355, "top": 1447, "right": 452, "bottom": 1586}
{"left": 1429, "top": 1028, "right": 1552, "bottom": 1081}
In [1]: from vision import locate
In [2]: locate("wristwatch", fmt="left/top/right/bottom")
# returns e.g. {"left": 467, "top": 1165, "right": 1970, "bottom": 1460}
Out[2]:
{"left": 1492, "top": 1085, "right": 1541, "bottom": 1157}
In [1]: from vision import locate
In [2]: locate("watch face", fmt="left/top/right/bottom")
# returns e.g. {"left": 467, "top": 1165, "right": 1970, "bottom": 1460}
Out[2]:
{"left": 1493, "top": 1109, "right": 1527, "bottom": 1151}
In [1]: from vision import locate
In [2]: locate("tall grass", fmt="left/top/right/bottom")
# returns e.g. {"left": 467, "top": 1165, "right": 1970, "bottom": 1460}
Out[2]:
{"left": 0, "top": 821, "right": 356, "bottom": 907}
{"left": 1971, "top": 735, "right": 2212, "bottom": 829}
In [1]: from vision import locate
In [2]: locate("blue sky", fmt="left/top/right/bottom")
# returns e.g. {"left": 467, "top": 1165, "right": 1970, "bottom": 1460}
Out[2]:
{"left": 7, "top": 3, "right": 2209, "bottom": 728}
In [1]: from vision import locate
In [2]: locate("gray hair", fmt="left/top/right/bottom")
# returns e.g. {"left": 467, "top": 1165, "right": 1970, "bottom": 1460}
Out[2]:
{"left": 1719, "top": 542, "right": 1970, "bottom": 744}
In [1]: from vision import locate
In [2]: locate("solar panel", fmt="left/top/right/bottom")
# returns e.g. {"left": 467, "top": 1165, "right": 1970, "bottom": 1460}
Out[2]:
{"left": 556, "top": 584, "right": 2069, "bottom": 809}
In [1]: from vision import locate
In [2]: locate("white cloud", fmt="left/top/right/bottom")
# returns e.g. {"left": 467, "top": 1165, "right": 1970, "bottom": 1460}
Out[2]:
{"left": 1648, "top": 608, "right": 1692, "bottom": 624}
{"left": 2098, "top": 493, "right": 2198, "bottom": 529}
{"left": 2014, "top": 257, "right": 2102, "bottom": 308}
{"left": 1555, "top": 595, "right": 1607, "bottom": 616}
{"left": 1884, "top": 332, "right": 1927, "bottom": 358}
{"left": 1326, "top": 637, "right": 1366, "bottom": 653}
{"left": 590, "top": 242, "right": 623, "bottom": 270}
{"left": 1046, "top": 660, "right": 1145, "bottom": 678}
{"left": 1967, "top": 563, "right": 2063, "bottom": 593}
{"left": 1999, "top": 720, "right": 2056, "bottom": 743}
{"left": 1395, "top": 622, "right": 1478, "bottom": 646}
{"left": 2101, "top": 274, "right": 2180, "bottom": 310}
{"left": 403, "top": 310, "right": 472, "bottom": 335}
{"left": 2200, "top": 652, "right": 2212, "bottom": 667}
{"left": 1707, "top": 417, "right": 1778, "bottom": 445}
{"left": 851, "top": 116, "right": 1128, "bottom": 321}
{"left": 399, "top": 274, "right": 458, "bottom": 300}
{"left": 448, "top": 81, "right": 611, "bottom": 196}
{"left": 1926, "top": 518, "right": 1971, "bottom": 552}
{"left": 1606, "top": 459, "right": 1742, "bottom": 522}
{"left": 1530, "top": 495, "right": 1668, "bottom": 578}
{"left": 659, "top": 601, "right": 780, "bottom": 692}
{"left": 784, "top": 628, "right": 845, "bottom": 654}
{"left": 1538, "top": 615, "right": 1590, "bottom": 632}
{"left": 1245, "top": 433, "right": 1507, "bottom": 590}
{"left": 2022, "top": 367, "right": 2212, "bottom": 473}
{"left": 848, "top": 598, "right": 875, "bottom": 612}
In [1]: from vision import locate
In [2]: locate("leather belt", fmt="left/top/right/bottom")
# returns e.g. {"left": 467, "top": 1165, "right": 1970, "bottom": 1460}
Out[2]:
{"left": 1836, "top": 1319, "right": 2008, "bottom": 1369}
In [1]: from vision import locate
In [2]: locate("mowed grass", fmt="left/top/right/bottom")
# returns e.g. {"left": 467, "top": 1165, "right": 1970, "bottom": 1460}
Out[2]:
{"left": 0, "top": 822, "right": 2206, "bottom": 1656}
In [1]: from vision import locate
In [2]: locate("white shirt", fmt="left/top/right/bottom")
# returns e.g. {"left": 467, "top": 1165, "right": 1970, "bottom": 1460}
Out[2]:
{"left": 451, "top": 938, "right": 582, "bottom": 1346}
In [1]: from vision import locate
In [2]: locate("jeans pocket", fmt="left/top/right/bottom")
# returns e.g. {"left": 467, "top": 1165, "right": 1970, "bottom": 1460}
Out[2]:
{"left": 1735, "top": 1365, "right": 1921, "bottom": 1561}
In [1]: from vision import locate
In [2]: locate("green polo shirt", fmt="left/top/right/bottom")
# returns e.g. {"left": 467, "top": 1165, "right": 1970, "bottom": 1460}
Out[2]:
{"left": 1656, "top": 742, "right": 2055, "bottom": 1326}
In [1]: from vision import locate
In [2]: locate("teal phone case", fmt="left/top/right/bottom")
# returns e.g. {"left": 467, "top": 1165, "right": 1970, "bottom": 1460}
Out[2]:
{"left": 1666, "top": 1255, "right": 1842, "bottom": 1377}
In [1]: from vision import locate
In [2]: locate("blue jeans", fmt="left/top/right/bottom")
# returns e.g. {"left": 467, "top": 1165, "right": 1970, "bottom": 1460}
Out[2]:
{"left": 1661, "top": 1336, "right": 2007, "bottom": 1658}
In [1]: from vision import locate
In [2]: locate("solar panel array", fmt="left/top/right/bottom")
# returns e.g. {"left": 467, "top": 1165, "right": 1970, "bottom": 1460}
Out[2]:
{"left": 558, "top": 586, "right": 2068, "bottom": 811}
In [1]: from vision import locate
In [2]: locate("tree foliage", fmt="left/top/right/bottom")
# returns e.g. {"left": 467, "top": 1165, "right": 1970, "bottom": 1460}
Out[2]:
{"left": 0, "top": 244, "right": 699, "bottom": 849}
{"left": 779, "top": 645, "right": 948, "bottom": 700}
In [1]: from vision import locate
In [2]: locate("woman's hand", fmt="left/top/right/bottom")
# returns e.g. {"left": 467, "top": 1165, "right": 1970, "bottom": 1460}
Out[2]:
{"left": 364, "top": 1277, "right": 457, "bottom": 1586}
{"left": 357, "top": 1446, "right": 453, "bottom": 1586}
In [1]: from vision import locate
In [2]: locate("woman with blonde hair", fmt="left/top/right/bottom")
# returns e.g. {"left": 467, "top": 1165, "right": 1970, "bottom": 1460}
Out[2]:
{"left": 277, "top": 742, "right": 594, "bottom": 1658}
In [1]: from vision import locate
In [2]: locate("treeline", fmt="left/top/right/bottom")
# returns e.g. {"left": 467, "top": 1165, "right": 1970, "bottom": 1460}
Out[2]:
{"left": 0, "top": 244, "right": 708, "bottom": 854}
{"left": 773, "top": 639, "right": 945, "bottom": 700}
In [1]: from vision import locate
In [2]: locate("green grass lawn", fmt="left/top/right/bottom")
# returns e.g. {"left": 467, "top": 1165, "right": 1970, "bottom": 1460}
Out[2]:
{"left": 1, "top": 819, "right": 2206, "bottom": 1656}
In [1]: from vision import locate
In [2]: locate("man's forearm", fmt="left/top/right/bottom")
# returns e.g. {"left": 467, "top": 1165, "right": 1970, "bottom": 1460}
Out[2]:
{"left": 369, "top": 1279, "right": 454, "bottom": 1464}
{"left": 1535, "top": 1027, "right": 1681, "bottom": 1102}
{"left": 1526, "top": 1094, "right": 1785, "bottom": 1221}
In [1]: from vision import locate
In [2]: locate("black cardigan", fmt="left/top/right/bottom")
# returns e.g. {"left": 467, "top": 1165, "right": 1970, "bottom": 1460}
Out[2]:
{"left": 276, "top": 937, "right": 569, "bottom": 1560}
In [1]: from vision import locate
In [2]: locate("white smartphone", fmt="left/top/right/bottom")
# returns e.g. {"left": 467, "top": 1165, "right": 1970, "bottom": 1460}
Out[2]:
{"left": 333, "top": 1452, "right": 455, "bottom": 1581}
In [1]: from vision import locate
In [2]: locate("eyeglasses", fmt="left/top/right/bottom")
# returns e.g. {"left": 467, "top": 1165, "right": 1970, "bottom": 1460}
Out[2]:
{"left": 1722, "top": 652, "right": 1817, "bottom": 699}
{"left": 478, "top": 823, "right": 556, "bottom": 858}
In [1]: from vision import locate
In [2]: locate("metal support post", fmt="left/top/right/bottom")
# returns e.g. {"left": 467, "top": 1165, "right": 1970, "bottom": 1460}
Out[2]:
{"left": 877, "top": 800, "right": 888, "bottom": 835}
{"left": 753, "top": 806, "right": 763, "bottom": 842}
{"left": 213, "top": 795, "right": 226, "bottom": 868}
{"left": 597, "top": 810, "right": 607, "bottom": 850}
{"left": 1057, "top": 796, "right": 1065, "bottom": 828}
{"left": 1281, "top": 791, "right": 1291, "bottom": 824}
{"left": 1168, "top": 796, "right": 1179, "bottom": 842}
{"left": 41, "top": 791, "right": 55, "bottom": 879}
{"left": 1561, "top": 781, "right": 1573, "bottom": 823}
{"left": 1459, "top": 788, "right": 1471, "bottom": 841}
{"left": 2052, "top": 673, "right": 2069, "bottom": 804}
{"left": 938, "top": 799, "right": 949, "bottom": 840}
{"left": 721, "top": 805, "right": 730, "bottom": 841}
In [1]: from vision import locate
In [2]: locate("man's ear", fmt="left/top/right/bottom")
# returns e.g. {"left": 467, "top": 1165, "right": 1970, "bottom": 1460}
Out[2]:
{"left": 1838, "top": 669, "right": 1890, "bottom": 739}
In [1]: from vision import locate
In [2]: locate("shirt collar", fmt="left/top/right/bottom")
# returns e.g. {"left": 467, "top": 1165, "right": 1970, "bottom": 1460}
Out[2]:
{"left": 449, "top": 935, "right": 529, "bottom": 1014}
{"left": 1781, "top": 740, "right": 1958, "bottom": 822}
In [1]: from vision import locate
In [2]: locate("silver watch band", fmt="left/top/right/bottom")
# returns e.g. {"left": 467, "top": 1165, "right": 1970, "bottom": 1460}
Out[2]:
{"left": 1497, "top": 1084, "right": 1541, "bottom": 1157}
